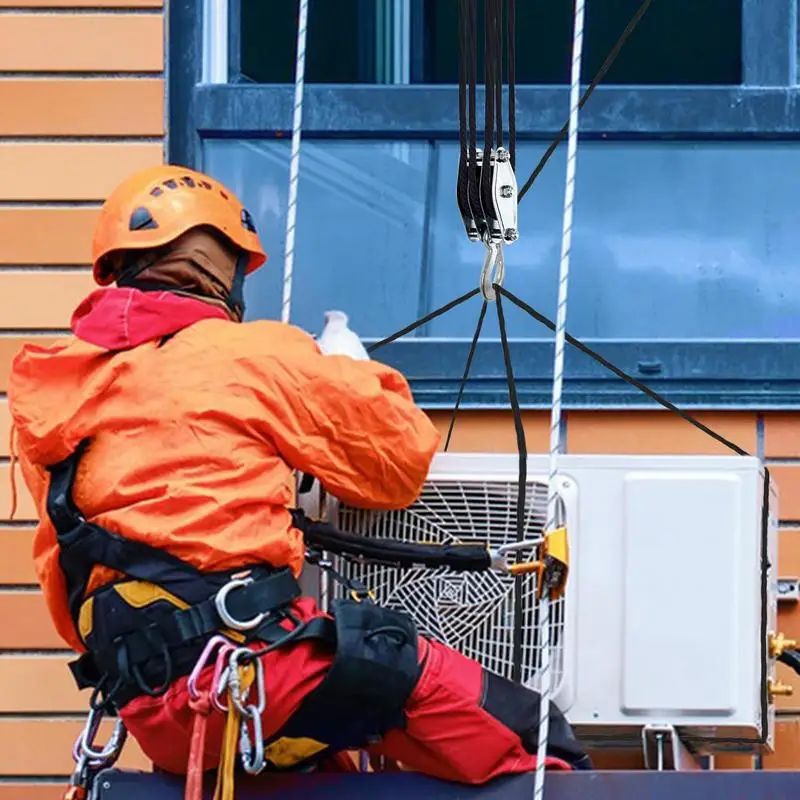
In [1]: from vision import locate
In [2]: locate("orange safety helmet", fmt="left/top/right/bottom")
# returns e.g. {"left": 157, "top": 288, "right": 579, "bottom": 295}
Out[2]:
{"left": 91, "top": 164, "right": 267, "bottom": 286}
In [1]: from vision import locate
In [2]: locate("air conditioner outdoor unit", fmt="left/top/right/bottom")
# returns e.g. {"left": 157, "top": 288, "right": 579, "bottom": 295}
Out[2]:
{"left": 316, "top": 452, "right": 778, "bottom": 755}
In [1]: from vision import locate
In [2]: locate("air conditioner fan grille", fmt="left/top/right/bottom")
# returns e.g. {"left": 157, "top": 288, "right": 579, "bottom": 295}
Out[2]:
{"left": 331, "top": 478, "right": 566, "bottom": 691}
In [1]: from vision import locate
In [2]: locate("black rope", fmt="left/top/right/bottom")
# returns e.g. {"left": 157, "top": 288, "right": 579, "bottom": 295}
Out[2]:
{"left": 367, "top": 288, "right": 479, "bottom": 353}
{"left": 507, "top": 0, "right": 516, "bottom": 171}
{"left": 492, "top": 0, "right": 503, "bottom": 152}
{"left": 467, "top": 0, "right": 482, "bottom": 237}
{"left": 480, "top": 0, "right": 499, "bottom": 230}
{"left": 518, "top": 0, "right": 655, "bottom": 201}
{"left": 457, "top": 0, "right": 470, "bottom": 235}
{"left": 445, "top": 300, "right": 488, "bottom": 451}
{"left": 496, "top": 291, "right": 527, "bottom": 684}
{"left": 494, "top": 285, "right": 749, "bottom": 457}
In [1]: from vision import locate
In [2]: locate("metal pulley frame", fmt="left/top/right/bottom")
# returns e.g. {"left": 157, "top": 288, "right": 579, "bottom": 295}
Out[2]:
{"left": 456, "top": 0, "right": 518, "bottom": 302}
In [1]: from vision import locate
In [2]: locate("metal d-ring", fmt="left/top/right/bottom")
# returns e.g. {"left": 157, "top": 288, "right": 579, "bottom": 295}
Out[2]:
{"left": 480, "top": 240, "right": 505, "bottom": 301}
{"left": 215, "top": 578, "right": 266, "bottom": 632}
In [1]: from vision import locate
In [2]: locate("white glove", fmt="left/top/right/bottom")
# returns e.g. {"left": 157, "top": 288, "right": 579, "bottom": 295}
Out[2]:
{"left": 316, "top": 310, "right": 370, "bottom": 361}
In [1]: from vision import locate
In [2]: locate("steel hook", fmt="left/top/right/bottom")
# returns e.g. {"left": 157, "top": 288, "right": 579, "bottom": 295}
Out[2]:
{"left": 480, "top": 241, "right": 505, "bottom": 301}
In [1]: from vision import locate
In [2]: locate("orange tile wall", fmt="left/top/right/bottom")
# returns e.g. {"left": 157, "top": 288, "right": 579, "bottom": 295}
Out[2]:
{"left": 0, "top": 4, "right": 796, "bottom": 790}
{"left": 0, "top": 2, "right": 162, "bottom": 794}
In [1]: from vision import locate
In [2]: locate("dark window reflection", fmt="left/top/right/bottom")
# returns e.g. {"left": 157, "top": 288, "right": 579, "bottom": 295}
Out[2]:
{"left": 240, "top": 0, "right": 376, "bottom": 83}
{"left": 240, "top": 0, "right": 741, "bottom": 86}
{"left": 421, "top": 0, "right": 742, "bottom": 85}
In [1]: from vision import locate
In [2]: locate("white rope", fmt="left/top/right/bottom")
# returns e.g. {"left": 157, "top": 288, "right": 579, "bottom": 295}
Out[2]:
{"left": 534, "top": 0, "right": 586, "bottom": 797}
{"left": 281, "top": 0, "right": 309, "bottom": 324}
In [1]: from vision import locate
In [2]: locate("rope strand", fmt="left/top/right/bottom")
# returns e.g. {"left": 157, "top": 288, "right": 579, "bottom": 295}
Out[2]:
{"left": 281, "top": 0, "right": 309, "bottom": 324}
{"left": 534, "top": 1, "right": 586, "bottom": 797}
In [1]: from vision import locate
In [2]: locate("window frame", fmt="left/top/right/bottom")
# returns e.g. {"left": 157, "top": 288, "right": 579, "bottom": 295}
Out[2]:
{"left": 168, "top": 0, "right": 800, "bottom": 410}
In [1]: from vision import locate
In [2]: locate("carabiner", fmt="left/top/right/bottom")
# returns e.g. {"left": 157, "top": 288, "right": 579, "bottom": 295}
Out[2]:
{"left": 228, "top": 647, "right": 266, "bottom": 718}
{"left": 187, "top": 634, "right": 231, "bottom": 700}
{"left": 480, "top": 240, "right": 505, "bottom": 301}
{"left": 74, "top": 705, "right": 128, "bottom": 770}
{"left": 239, "top": 707, "right": 266, "bottom": 775}
{"left": 211, "top": 642, "right": 238, "bottom": 713}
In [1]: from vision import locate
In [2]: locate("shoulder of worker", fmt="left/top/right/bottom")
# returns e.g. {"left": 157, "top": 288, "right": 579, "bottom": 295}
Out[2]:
{"left": 189, "top": 317, "right": 320, "bottom": 357}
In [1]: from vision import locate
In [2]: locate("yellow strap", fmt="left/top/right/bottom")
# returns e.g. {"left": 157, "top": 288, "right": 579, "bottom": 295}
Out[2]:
{"left": 213, "top": 663, "right": 256, "bottom": 800}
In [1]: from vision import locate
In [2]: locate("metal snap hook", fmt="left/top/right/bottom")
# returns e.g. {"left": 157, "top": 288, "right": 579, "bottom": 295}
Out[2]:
{"left": 480, "top": 241, "right": 505, "bottom": 301}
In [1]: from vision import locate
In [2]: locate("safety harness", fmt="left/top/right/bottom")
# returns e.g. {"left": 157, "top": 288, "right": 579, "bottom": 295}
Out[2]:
{"left": 52, "top": 439, "right": 422, "bottom": 772}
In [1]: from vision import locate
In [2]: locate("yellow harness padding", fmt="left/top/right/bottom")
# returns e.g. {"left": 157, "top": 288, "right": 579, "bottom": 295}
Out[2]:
{"left": 78, "top": 580, "right": 246, "bottom": 644}
{"left": 264, "top": 736, "right": 328, "bottom": 769}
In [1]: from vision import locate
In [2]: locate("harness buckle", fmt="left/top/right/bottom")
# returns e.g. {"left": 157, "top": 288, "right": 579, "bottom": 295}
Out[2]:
{"left": 215, "top": 577, "right": 266, "bottom": 632}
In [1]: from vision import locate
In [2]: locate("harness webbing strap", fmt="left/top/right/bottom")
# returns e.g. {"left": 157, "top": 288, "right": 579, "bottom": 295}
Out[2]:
{"left": 47, "top": 441, "right": 208, "bottom": 624}
{"left": 46, "top": 439, "right": 311, "bottom": 706}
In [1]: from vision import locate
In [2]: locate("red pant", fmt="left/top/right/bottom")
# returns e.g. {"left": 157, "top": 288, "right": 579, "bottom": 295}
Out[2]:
{"left": 121, "top": 598, "right": 573, "bottom": 785}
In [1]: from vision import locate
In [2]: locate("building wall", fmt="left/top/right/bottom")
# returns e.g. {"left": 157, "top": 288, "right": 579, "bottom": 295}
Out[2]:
{"left": 0, "top": 4, "right": 797, "bottom": 796}
{"left": 0, "top": 1, "right": 163, "bottom": 795}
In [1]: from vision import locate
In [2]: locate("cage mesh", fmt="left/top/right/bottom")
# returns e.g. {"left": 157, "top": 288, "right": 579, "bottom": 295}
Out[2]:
{"left": 330, "top": 478, "right": 566, "bottom": 691}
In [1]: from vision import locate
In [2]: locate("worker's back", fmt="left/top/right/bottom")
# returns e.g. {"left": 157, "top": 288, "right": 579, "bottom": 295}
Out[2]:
{"left": 9, "top": 298, "right": 440, "bottom": 652}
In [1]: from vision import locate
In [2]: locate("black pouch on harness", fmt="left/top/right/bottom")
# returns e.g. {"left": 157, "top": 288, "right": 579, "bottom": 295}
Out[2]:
{"left": 263, "top": 597, "right": 421, "bottom": 766}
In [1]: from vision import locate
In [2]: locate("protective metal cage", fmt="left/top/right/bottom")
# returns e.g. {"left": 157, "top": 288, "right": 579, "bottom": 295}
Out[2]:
{"left": 327, "top": 477, "right": 567, "bottom": 693}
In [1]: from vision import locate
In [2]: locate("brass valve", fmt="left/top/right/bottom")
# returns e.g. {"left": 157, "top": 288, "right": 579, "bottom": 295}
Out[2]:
{"left": 768, "top": 632, "right": 798, "bottom": 659}
{"left": 768, "top": 678, "right": 794, "bottom": 698}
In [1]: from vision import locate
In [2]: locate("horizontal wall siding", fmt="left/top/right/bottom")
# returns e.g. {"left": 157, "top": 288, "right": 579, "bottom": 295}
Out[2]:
{"left": 566, "top": 411, "right": 758, "bottom": 455}
{"left": 0, "top": 78, "right": 164, "bottom": 136}
{"left": 0, "top": 208, "right": 98, "bottom": 264}
{"left": 764, "top": 414, "right": 800, "bottom": 718}
{"left": 0, "top": 3, "right": 165, "bottom": 791}
{"left": 0, "top": 526, "right": 37, "bottom": 582}
{"left": 0, "top": 142, "right": 163, "bottom": 201}
{"left": 0, "top": 13, "right": 163, "bottom": 72}
{"left": 0, "top": 271, "right": 94, "bottom": 328}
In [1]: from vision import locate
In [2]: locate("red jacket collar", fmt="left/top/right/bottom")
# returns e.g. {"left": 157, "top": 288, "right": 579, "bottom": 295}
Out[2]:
{"left": 71, "top": 287, "right": 229, "bottom": 351}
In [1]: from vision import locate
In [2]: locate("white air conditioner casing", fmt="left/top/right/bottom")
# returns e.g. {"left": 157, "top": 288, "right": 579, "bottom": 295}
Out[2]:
{"left": 316, "top": 453, "right": 778, "bottom": 754}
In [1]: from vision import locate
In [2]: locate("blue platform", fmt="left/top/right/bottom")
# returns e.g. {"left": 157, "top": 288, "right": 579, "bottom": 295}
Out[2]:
{"left": 91, "top": 768, "right": 800, "bottom": 799}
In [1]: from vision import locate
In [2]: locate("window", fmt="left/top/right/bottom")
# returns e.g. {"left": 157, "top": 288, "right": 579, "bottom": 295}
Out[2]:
{"left": 204, "top": 139, "right": 431, "bottom": 335}
{"left": 421, "top": 0, "right": 743, "bottom": 85}
{"left": 170, "top": 2, "right": 800, "bottom": 408}
{"left": 238, "top": 0, "right": 743, "bottom": 86}
{"left": 239, "top": 0, "right": 377, "bottom": 83}
{"left": 206, "top": 138, "right": 800, "bottom": 342}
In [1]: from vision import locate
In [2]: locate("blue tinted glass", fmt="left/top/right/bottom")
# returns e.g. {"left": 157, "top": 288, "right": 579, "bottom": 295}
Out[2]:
{"left": 204, "top": 139, "right": 431, "bottom": 339}
{"left": 427, "top": 141, "right": 800, "bottom": 340}
{"left": 205, "top": 138, "right": 800, "bottom": 341}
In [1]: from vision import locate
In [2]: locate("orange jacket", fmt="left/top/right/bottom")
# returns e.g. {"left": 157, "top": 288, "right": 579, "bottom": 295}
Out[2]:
{"left": 8, "top": 288, "right": 441, "bottom": 652}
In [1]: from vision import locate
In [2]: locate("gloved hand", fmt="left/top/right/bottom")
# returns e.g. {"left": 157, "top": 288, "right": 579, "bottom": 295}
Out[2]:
{"left": 316, "top": 310, "right": 370, "bottom": 360}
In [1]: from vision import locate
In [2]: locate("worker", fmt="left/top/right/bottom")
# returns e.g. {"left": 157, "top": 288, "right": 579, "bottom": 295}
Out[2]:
{"left": 7, "top": 165, "right": 591, "bottom": 784}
